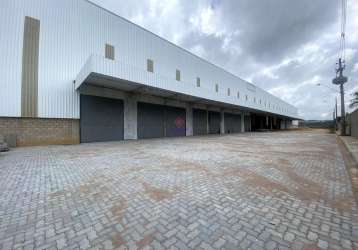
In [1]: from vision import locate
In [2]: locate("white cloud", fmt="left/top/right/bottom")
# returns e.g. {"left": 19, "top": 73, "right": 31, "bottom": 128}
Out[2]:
{"left": 190, "top": 6, "right": 218, "bottom": 35}
{"left": 320, "top": 112, "right": 331, "bottom": 119}
{"left": 353, "top": 63, "right": 358, "bottom": 73}
{"left": 190, "top": 44, "right": 206, "bottom": 57}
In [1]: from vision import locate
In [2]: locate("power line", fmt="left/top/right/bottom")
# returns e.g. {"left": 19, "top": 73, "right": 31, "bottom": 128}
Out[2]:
{"left": 339, "top": 0, "right": 347, "bottom": 62}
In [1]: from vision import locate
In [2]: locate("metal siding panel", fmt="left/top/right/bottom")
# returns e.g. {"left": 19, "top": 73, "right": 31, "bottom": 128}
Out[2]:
{"left": 193, "top": 109, "right": 208, "bottom": 135}
{"left": 80, "top": 95, "right": 124, "bottom": 142}
{"left": 21, "top": 16, "right": 40, "bottom": 117}
{"left": 0, "top": 1, "right": 23, "bottom": 117}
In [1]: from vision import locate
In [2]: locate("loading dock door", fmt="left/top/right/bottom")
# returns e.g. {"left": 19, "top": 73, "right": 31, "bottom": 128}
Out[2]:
{"left": 224, "top": 113, "right": 242, "bottom": 134}
{"left": 208, "top": 111, "right": 221, "bottom": 134}
{"left": 193, "top": 109, "right": 208, "bottom": 135}
{"left": 137, "top": 102, "right": 165, "bottom": 139}
{"left": 165, "top": 106, "right": 186, "bottom": 137}
{"left": 244, "top": 115, "right": 251, "bottom": 132}
{"left": 137, "top": 102, "right": 186, "bottom": 139}
{"left": 80, "top": 95, "right": 124, "bottom": 143}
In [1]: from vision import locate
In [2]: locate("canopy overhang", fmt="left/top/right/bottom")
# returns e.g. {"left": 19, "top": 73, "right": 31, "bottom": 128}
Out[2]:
{"left": 75, "top": 55, "right": 300, "bottom": 120}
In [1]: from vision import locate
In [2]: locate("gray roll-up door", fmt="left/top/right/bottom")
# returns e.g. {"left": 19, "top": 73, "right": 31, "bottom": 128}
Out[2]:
{"left": 224, "top": 113, "right": 242, "bottom": 134}
{"left": 193, "top": 109, "right": 208, "bottom": 135}
{"left": 208, "top": 111, "right": 221, "bottom": 134}
{"left": 165, "top": 106, "right": 186, "bottom": 137}
{"left": 244, "top": 115, "right": 251, "bottom": 132}
{"left": 137, "top": 102, "right": 165, "bottom": 139}
{"left": 138, "top": 102, "right": 186, "bottom": 139}
{"left": 80, "top": 95, "right": 124, "bottom": 143}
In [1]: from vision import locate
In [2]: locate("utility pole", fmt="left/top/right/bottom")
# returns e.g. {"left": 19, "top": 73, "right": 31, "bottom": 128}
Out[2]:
{"left": 332, "top": 58, "right": 347, "bottom": 136}
{"left": 335, "top": 97, "right": 338, "bottom": 131}
{"left": 333, "top": 107, "right": 336, "bottom": 131}
{"left": 335, "top": 97, "right": 338, "bottom": 121}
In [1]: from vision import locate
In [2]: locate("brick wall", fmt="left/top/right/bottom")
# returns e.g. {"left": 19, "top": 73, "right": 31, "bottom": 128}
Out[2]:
{"left": 0, "top": 117, "right": 79, "bottom": 146}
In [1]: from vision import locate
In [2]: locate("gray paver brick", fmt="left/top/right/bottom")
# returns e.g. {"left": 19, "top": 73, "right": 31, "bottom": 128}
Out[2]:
{"left": 283, "top": 232, "right": 295, "bottom": 242}
{"left": 56, "top": 238, "right": 67, "bottom": 249}
{"left": 0, "top": 132, "right": 357, "bottom": 250}
{"left": 308, "top": 231, "right": 318, "bottom": 241}
{"left": 318, "top": 239, "right": 329, "bottom": 249}
{"left": 265, "top": 240, "right": 277, "bottom": 250}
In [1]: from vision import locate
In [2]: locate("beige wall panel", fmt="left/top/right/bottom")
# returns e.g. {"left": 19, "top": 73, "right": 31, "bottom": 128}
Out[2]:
{"left": 21, "top": 16, "right": 40, "bottom": 117}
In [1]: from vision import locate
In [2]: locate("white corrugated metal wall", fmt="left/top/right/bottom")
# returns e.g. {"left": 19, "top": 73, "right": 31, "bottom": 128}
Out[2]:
{"left": 0, "top": 0, "right": 298, "bottom": 119}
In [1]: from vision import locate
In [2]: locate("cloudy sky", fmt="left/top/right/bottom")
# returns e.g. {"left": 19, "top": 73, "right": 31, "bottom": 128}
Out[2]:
{"left": 90, "top": 0, "right": 358, "bottom": 120}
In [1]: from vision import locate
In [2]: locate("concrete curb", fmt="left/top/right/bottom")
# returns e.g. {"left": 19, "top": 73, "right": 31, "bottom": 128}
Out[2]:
{"left": 339, "top": 136, "right": 358, "bottom": 163}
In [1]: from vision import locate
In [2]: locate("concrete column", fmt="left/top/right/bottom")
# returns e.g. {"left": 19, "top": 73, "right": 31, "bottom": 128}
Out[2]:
{"left": 220, "top": 109, "right": 225, "bottom": 134}
{"left": 206, "top": 107, "right": 210, "bottom": 134}
{"left": 249, "top": 115, "right": 252, "bottom": 132}
{"left": 251, "top": 115, "right": 255, "bottom": 131}
{"left": 124, "top": 94, "right": 137, "bottom": 140}
{"left": 241, "top": 113, "right": 245, "bottom": 132}
{"left": 186, "top": 103, "right": 193, "bottom": 136}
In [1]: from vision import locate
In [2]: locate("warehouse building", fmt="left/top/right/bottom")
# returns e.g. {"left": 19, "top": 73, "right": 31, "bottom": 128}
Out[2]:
{"left": 0, "top": 0, "right": 299, "bottom": 146}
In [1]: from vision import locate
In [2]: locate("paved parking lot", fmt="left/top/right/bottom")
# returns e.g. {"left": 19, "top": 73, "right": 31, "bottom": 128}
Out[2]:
{"left": 0, "top": 130, "right": 357, "bottom": 250}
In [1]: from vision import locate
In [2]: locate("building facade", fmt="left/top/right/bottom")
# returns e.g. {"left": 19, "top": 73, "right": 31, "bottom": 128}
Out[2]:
{"left": 0, "top": 0, "right": 299, "bottom": 146}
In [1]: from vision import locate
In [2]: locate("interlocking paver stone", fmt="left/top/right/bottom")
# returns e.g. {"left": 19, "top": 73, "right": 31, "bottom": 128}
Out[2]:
{"left": 0, "top": 131, "right": 357, "bottom": 249}
{"left": 318, "top": 239, "right": 329, "bottom": 249}
{"left": 308, "top": 231, "right": 318, "bottom": 241}
{"left": 283, "top": 232, "right": 295, "bottom": 242}
{"left": 265, "top": 240, "right": 277, "bottom": 250}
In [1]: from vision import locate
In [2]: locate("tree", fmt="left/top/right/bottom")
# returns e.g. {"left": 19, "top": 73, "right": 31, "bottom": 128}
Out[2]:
{"left": 350, "top": 92, "right": 358, "bottom": 108}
